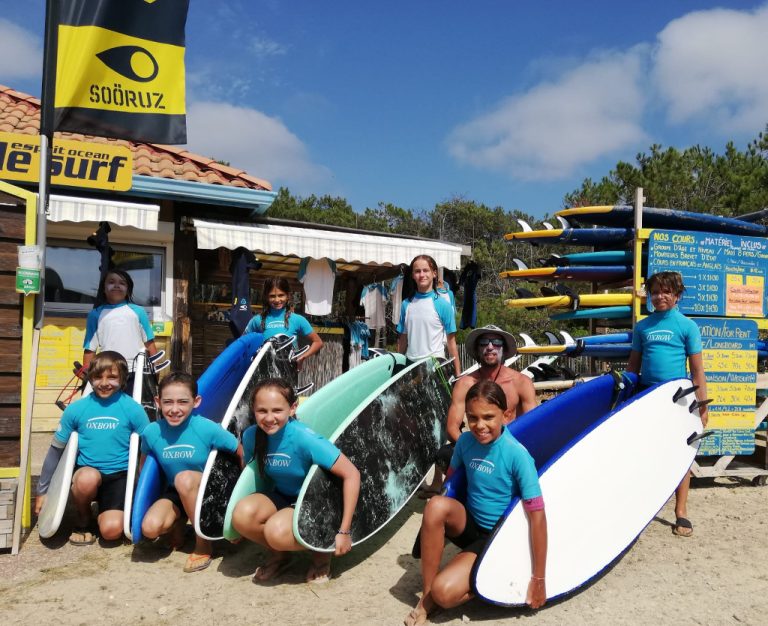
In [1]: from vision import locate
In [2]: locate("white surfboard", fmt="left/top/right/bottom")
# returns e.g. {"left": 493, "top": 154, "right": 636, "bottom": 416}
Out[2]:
{"left": 472, "top": 378, "right": 705, "bottom": 605}
{"left": 38, "top": 432, "right": 79, "bottom": 539}
{"left": 123, "top": 350, "right": 146, "bottom": 540}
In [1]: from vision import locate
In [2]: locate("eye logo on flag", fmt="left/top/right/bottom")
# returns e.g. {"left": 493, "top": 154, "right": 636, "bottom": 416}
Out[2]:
{"left": 51, "top": 0, "right": 189, "bottom": 144}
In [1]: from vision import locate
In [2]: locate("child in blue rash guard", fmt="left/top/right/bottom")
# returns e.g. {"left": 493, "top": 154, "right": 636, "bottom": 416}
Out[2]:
{"left": 243, "top": 277, "right": 323, "bottom": 366}
{"left": 405, "top": 380, "right": 548, "bottom": 626}
{"left": 627, "top": 271, "right": 708, "bottom": 538}
{"left": 397, "top": 255, "right": 461, "bottom": 378}
{"left": 35, "top": 351, "right": 148, "bottom": 545}
{"left": 140, "top": 372, "right": 243, "bottom": 573}
{"left": 82, "top": 269, "right": 158, "bottom": 375}
{"left": 232, "top": 378, "right": 360, "bottom": 584}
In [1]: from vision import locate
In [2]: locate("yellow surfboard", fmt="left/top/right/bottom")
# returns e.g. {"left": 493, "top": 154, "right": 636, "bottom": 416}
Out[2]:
{"left": 505, "top": 293, "right": 634, "bottom": 309}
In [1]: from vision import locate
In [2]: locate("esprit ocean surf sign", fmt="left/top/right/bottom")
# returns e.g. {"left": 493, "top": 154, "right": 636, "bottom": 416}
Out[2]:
{"left": 52, "top": 0, "right": 189, "bottom": 144}
{"left": 0, "top": 131, "right": 132, "bottom": 191}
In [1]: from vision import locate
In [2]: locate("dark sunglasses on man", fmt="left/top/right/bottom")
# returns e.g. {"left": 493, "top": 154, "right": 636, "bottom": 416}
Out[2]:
{"left": 477, "top": 338, "right": 504, "bottom": 347}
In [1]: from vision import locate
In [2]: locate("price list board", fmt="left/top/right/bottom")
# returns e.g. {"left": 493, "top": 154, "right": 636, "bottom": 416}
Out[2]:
{"left": 692, "top": 318, "right": 757, "bottom": 456}
{"left": 647, "top": 230, "right": 768, "bottom": 318}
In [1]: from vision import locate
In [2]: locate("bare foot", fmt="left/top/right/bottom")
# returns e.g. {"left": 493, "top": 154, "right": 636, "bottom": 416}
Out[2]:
{"left": 404, "top": 595, "right": 436, "bottom": 626}
{"left": 306, "top": 553, "right": 331, "bottom": 584}
{"left": 252, "top": 553, "right": 291, "bottom": 582}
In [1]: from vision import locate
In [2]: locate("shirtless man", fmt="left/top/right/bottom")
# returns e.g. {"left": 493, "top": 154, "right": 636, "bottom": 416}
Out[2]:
{"left": 447, "top": 324, "right": 537, "bottom": 442}
{"left": 423, "top": 324, "right": 537, "bottom": 495}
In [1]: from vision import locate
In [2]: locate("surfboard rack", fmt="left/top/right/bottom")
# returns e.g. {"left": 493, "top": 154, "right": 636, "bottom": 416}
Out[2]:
{"left": 673, "top": 385, "right": 699, "bottom": 403}
{"left": 689, "top": 398, "right": 713, "bottom": 414}
{"left": 687, "top": 430, "right": 714, "bottom": 446}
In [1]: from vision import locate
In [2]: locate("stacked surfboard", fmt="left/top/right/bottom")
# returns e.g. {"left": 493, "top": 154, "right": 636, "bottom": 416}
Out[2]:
{"left": 502, "top": 205, "right": 768, "bottom": 331}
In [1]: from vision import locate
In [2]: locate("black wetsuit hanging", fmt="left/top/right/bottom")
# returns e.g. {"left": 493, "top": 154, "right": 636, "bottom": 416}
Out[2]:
{"left": 228, "top": 247, "right": 262, "bottom": 338}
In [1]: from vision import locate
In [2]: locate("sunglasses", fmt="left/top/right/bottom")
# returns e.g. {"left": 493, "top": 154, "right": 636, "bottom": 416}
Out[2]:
{"left": 477, "top": 338, "right": 504, "bottom": 347}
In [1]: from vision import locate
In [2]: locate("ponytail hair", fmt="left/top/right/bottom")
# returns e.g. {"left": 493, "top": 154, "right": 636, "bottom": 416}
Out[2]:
{"left": 250, "top": 377, "right": 297, "bottom": 477}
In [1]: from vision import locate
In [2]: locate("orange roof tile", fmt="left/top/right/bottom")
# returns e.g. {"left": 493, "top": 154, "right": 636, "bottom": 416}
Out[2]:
{"left": 0, "top": 83, "right": 272, "bottom": 191}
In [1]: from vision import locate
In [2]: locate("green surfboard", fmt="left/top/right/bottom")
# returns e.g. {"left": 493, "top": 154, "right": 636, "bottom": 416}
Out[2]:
{"left": 222, "top": 353, "right": 407, "bottom": 541}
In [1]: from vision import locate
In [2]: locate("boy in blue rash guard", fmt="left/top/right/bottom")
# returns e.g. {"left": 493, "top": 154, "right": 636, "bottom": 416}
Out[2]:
{"left": 243, "top": 277, "right": 323, "bottom": 366}
{"left": 405, "top": 380, "right": 547, "bottom": 626}
{"left": 82, "top": 269, "right": 158, "bottom": 374}
{"left": 627, "top": 271, "right": 708, "bottom": 538}
{"left": 35, "top": 352, "right": 148, "bottom": 545}
{"left": 397, "top": 255, "right": 461, "bottom": 378}
{"left": 140, "top": 372, "right": 243, "bottom": 573}
{"left": 232, "top": 378, "right": 360, "bottom": 585}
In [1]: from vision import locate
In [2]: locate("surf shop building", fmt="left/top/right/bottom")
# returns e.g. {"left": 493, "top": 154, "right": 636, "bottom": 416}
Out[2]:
{"left": 0, "top": 84, "right": 464, "bottom": 497}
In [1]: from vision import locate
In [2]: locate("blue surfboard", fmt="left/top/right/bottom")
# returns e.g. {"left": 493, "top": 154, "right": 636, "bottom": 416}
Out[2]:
{"left": 550, "top": 305, "right": 632, "bottom": 321}
{"left": 504, "top": 227, "right": 633, "bottom": 246}
{"left": 130, "top": 333, "right": 264, "bottom": 543}
{"left": 557, "top": 205, "right": 768, "bottom": 237}
{"left": 543, "top": 250, "right": 635, "bottom": 266}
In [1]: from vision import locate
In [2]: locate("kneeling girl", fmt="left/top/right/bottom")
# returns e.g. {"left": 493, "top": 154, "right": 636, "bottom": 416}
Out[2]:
{"left": 406, "top": 379, "right": 547, "bottom": 625}
{"left": 232, "top": 378, "right": 360, "bottom": 583}
{"left": 140, "top": 372, "right": 243, "bottom": 573}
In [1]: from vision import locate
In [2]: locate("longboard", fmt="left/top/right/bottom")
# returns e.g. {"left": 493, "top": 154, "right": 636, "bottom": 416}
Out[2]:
{"left": 550, "top": 305, "right": 632, "bottom": 321}
{"left": 504, "top": 227, "right": 633, "bottom": 246}
{"left": 500, "top": 265, "right": 632, "bottom": 282}
{"left": 505, "top": 293, "right": 633, "bottom": 309}
{"left": 130, "top": 332, "right": 264, "bottom": 543}
{"left": 293, "top": 356, "right": 452, "bottom": 552}
{"left": 472, "top": 378, "right": 704, "bottom": 605}
{"left": 518, "top": 342, "right": 632, "bottom": 359}
{"left": 122, "top": 350, "right": 146, "bottom": 540}
{"left": 556, "top": 205, "right": 768, "bottom": 237}
{"left": 543, "top": 250, "right": 634, "bottom": 266}
{"left": 38, "top": 432, "right": 79, "bottom": 539}
{"left": 194, "top": 335, "right": 295, "bottom": 541}
{"left": 222, "top": 353, "right": 407, "bottom": 541}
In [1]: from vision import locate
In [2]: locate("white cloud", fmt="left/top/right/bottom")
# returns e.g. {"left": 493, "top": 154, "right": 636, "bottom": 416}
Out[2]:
{"left": 446, "top": 48, "right": 649, "bottom": 181}
{"left": 652, "top": 5, "right": 768, "bottom": 133}
{"left": 0, "top": 19, "right": 42, "bottom": 80}
{"left": 186, "top": 101, "right": 333, "bottom": 194}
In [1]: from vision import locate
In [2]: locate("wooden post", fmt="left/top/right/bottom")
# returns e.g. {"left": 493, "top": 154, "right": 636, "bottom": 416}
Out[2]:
{"left": 170, "top": 218, "right": 196, "bottom": 373}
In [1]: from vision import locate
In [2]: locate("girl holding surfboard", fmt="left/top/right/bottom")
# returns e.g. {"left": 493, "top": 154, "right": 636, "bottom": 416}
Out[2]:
{"left": 405, "top": 380, "right": 547, "bottom": 625}
{"left": 397, "top": 255, "right": 461, "bottom": 377}
{"left": 232, "top": 378, "right": 360, "bottom": 584}
{"left": 243, "top": 278, "right": 323, "bottom": 366}
{"left": 139, "top": 373, "right": 244, "bottom": 573}
{"left": 35, "top": 351, "right": 149, "bottom": 545}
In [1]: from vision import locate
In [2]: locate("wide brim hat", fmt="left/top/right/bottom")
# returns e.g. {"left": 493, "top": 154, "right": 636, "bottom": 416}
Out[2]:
{"left": 465, "top": 324, "right": 517, "bottom": 356}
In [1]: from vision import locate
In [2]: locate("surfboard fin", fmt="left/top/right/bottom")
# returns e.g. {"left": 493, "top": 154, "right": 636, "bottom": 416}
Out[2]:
{"left": 511, "top": 258, "right": 528, "bottom": 271}
{"left": 687, "top": 430, "right": 714, "bottom": 445}
{"left": 515, "top": 287, "right": 536, "bottom": 299}
{"left": 672, "top": 385, "right": 699, "bottom": 403}
{"left": 516, "top": 218, "right": 533, "bottom": 232}
{"left": 518, "top": 333, "right": 536, "bottom": 348}
{"left": 556, "top": 215, "right": 571, "bottom": 229}
{"left": 295, "top": 382, "right": 314, "bottom": 396}
{"left": 689, "top": 398, "right": 713, "bottom": 414}
{"left": 542, "top": 221, "right": 554, "bottom": 230}
{"left": 559, "top": 330, "right": 576, "bottom": 346}
{"left": 543, "top": 331, "right": 560, "bottom": 345}
{"left": 289, "top": 344, "right": 311, "bottom": 362}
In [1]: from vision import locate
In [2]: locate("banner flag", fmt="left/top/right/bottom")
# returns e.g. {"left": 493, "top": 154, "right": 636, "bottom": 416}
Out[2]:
{"left": 51, "top": 0, "right": 189, "bottom": 144}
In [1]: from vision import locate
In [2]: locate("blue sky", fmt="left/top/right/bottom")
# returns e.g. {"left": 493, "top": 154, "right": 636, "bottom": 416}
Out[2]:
{"left": 1, "top": 1, "right": 767, "bottom": 219}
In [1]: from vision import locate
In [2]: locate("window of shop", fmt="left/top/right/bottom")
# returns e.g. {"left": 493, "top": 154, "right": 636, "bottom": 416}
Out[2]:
{"left": 44, "top": 239, "right": 165, "bottom": 316}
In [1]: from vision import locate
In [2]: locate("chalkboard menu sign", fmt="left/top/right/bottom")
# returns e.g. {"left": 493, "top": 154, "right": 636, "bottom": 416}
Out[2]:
{"left": 647, "top": 230, "right": 768, "bottom": 317}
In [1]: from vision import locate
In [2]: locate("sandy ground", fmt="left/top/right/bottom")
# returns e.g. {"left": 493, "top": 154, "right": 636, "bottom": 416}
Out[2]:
{"left": 1, "top": 434, "right": 766, "bottom": 626}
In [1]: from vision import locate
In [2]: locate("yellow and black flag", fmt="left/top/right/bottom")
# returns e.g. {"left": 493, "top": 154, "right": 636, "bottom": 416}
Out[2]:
{"left": 50, "top": 0, "right": 189, "bottom": 144}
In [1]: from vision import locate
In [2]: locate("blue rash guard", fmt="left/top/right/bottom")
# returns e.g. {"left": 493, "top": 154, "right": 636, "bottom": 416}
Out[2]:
{"left": 243, "top": 307, "right": 314, "bottom": 344}
{"left": 241, "top": 420, "right": 340, "bottom": 497}
{"left": 631, "top": 307, "right": 702, "bottom": 386}
{"left": 141, "top": 414, "right": 238, "bottom": 483}
{"left": 450, "top": 429, "right": 541, "bottom": 530}
{"left": 56, "top": 392, "right": 149, "bottom": 474}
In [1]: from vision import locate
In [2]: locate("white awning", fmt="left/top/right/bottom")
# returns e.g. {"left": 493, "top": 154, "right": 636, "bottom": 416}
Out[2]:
{"left": 47, "top": 194, "right": 160, "bottom": 231}
{"left": 193, "top": 219, "right": 464, "bottom": 269}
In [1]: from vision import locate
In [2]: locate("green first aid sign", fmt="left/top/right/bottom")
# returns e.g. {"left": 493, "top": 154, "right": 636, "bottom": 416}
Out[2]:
{"left": 16, "top": 267, "right": 41, "bottom": 295}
